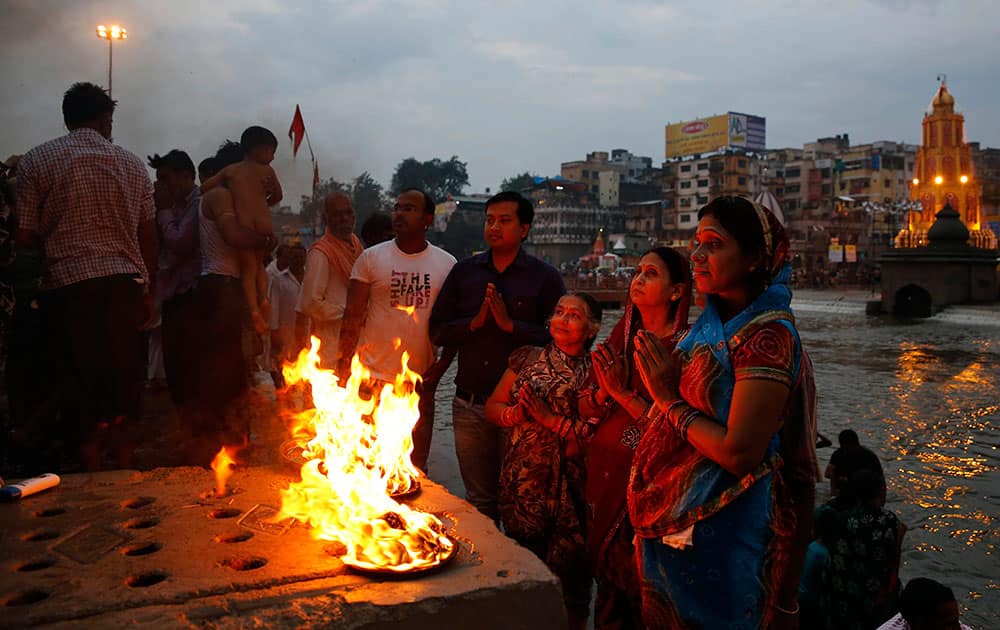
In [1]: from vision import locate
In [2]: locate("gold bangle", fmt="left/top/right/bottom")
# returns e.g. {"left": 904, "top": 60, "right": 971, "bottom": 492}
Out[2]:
{"left": 773, "top": 602, "right": 800, "bottom": 615}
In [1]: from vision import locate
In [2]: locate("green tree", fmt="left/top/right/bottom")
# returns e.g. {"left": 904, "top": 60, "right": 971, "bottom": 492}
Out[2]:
{"left": 500, "top": 171, "right": 537, "bottom": 192}
{"left": 390, "top": 156, "right": 469, "bottom": 201}
{"left": 352, "top": 171, "right": 384, "bottom": 214}
{"left": 351, "top": 171, "right": 386, "bottom": 228}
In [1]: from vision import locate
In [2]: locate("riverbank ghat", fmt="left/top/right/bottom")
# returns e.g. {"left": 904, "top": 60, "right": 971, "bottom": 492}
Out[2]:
{"left": 0, "top": 467, "right": 564, "bottom": 628}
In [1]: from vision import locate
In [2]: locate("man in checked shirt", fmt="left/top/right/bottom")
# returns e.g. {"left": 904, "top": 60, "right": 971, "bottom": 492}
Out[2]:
{"left": 16, "top": 82, "right": 159, "bottom": 471}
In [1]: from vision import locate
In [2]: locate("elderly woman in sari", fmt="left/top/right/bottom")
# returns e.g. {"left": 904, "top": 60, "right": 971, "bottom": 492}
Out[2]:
{"left": 585, "top": 247, "right": 691, "bottom": 629}
{"left": 485, "top": 292, "right": 604, "bottom": 630}
{"left": 627, "top": 196, "right": 819, "bottom": 629}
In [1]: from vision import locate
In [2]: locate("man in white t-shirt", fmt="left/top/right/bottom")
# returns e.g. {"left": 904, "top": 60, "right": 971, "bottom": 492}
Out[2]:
{"left": 337, "top": 188, "right": 456, "bottom": 472}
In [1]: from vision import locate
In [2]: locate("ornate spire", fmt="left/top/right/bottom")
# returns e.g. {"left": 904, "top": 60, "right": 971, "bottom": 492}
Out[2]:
{"left": 931, "top": 78, "right": 955, "bottom": 113}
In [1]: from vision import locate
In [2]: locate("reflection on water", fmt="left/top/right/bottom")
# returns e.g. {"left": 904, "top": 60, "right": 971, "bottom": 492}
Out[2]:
{"left": 795, "top": 309, "right": 999, "bottom": 627}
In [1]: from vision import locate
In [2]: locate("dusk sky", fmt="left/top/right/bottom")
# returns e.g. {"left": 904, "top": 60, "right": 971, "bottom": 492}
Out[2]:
{"left": 2, "top": 0, "right": 997, "bottom": 207}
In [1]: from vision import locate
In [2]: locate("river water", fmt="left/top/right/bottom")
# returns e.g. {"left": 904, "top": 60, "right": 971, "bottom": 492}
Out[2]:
{"left": 425, "top": 294, "right": 999, "bottom": 627}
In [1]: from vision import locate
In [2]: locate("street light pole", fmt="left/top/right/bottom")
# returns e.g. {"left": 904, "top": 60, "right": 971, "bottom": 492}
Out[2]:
{"left": 95, "top": 24, "right": 127, "bottom": 98}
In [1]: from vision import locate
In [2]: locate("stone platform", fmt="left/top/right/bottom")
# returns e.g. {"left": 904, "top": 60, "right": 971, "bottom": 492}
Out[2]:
{"left": 0, "top": 467, "right": 564, "bottom": 628}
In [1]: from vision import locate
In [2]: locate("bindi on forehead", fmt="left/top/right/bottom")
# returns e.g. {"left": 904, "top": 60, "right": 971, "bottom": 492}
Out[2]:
{"left": 697, "top": 226, "right": 728, "bottom": 240}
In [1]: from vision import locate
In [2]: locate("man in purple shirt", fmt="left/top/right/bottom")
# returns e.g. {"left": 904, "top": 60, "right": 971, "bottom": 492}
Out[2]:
{"left": 429, "top": 191, "right": 564, "bottom": 520}
{"left": 148, "top": 150, "right": 201, "bottom": 409}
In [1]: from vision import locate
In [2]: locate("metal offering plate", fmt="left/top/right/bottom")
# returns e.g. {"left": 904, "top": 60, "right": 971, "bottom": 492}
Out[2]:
{"left": 341, "top": 534, "right": 459, "bottom": 578}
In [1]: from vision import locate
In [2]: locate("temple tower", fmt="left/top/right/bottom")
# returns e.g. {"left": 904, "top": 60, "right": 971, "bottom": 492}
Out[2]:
{"left": 900, "top": 79, "right": 996, "bottom": 249}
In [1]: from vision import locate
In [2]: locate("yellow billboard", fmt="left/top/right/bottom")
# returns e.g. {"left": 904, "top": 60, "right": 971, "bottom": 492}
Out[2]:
{"left": 665, "top": 114, "right": 730, "bottom": 159}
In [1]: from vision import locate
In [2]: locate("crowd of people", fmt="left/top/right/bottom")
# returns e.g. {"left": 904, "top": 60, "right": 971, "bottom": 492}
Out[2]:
{"left": 0, "top": 82, "right": 975, "bottom": 629}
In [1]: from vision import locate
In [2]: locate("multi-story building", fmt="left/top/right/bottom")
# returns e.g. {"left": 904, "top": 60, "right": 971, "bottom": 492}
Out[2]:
{"left": 624, "top": 199, "right": 662, "bottom": 236}
{"left": 973, "top": 145, "right": 1000, "bottom": 239}
{"left": 757, "top": 136, "right": 917, "bottom": 279}
{"left": 562, "top": 149, "right": 655, "bottom": 199}
{"left": 803, "top": 134, "right": 851, "bottom": 159}
{"left": 833, "top": 142, "right": 915, "bottom": 206}
{"left": 657, "top": 112, "right": 768, "bottom": 246}
{"left": 561, "top": 151, "right": 613, "bottom": 195}
{"left": 523, "top": 178, "right": 624, "bottom": 266}
{"left": 599, "top": 170, "right": 661, "bottom": 208}
{"left": 759, "top": 148, "right": 799, "bottom": 211}
{"left": 608, "top": 149, "right": 654, "bottom": 181}
{"left": 659, "top": 151, "right": 764, "bottom": 246}
{"left": 598, "top": 170, "right": 619, "bottom": 207}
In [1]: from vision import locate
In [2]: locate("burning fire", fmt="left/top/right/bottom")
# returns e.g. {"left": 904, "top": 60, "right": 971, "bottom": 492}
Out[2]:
{"left": 395, "top": 303, "right": 417, "bottom": 317}
{"left": 211, "top": 446, "right": 236, "bottom": 498}
{"left": 278, "top": 337, "right": 454, "bottom": 571}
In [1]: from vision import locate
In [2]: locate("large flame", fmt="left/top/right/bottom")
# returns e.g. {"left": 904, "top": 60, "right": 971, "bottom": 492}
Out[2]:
{"left": 278, "top": 337, "right": 453, "bottom": 571}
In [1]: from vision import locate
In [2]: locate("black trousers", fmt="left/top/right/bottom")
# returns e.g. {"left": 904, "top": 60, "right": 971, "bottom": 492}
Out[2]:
{"left": 40, "top": 274, "right": 144, "bottom": 449}
{"left": 192, "top": 274, "right": 249, "bottom": 439}
{"left": 161, "top": 287, "right": 200, "bottom": 407}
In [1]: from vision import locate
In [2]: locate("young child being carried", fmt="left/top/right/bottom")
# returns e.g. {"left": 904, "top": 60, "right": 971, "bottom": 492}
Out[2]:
{"left": 201, "top": 126, "right": 282, "bottom": 333}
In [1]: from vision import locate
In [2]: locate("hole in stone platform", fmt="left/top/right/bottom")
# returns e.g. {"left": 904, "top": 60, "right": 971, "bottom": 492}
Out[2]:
{"left": 120, "top": 496, "right": 156, "bottom": 510}
{"left": 220, "top": 556, "right": 267, "bottom": 571}
{"left": 21, "top": 530, "right": 60, "bottom": 542}
{"left": 124, "top": 572, "right": 168, "bottom": 588}
{"left": 121, "top": 542, "right": 163, "bottom": 556}
{"left": 214, "top": 531, "right": 253, "bottom": 543}
{"left": 122, "top": 517, "right": 160, "bottom": 530}
{"left": 33, "top": 508, "right": 66, "bottom": 518}
{"left": 208, "top": 508, "right": 241, "bottom": 519}
{"left": 2, "top": 590, "right": 49, "bottom": 606}
{"left": 14, "top": 558, "right": 57, "bottom": 572}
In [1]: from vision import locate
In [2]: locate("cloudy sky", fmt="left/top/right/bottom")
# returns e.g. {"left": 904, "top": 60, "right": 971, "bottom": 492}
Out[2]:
{"left": 2, "top": 0, "right": 997, "bottom": 207}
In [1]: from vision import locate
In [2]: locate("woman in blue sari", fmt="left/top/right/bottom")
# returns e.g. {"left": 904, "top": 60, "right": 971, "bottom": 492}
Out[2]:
{"left": 627, "top": 196, "right": 819, "bottom": 629}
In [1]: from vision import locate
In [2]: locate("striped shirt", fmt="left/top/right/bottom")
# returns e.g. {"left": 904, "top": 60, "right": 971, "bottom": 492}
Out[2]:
{"left": 16, "top": 128, "right": 155, "bottom": 289}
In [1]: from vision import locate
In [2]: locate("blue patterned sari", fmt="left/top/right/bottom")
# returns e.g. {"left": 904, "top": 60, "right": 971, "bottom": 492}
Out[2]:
{"left": 628, "top": 259, "right": 806, "bottom": 629}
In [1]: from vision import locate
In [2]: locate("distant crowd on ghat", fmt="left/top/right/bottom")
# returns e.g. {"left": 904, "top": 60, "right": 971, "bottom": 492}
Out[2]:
{"left": 0, "top": 82, "right": 974, "bottom": 629}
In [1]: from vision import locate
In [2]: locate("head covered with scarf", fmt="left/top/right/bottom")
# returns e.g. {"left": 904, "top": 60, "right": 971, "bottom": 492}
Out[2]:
{"left": 696, "top": 195, "right": 791, "bottom": 302}
{"left": 626, "top": 195, "right": 812, "bottom": 629}
{"left": 631, "top": 195, "right": 801, "bottom": 539}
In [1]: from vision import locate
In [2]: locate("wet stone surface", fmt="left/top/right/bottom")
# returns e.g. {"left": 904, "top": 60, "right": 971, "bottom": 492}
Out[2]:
{"left": 0, "top": 467, "right": 563, "bottom": 628}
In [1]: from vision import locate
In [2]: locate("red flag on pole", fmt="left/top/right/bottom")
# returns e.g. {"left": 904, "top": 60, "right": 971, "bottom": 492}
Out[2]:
{"left": 289, "top": 105, "right": 306, "bottom": 157}
{"left": 312, "top": 160, "right": 320, "bottom": 193}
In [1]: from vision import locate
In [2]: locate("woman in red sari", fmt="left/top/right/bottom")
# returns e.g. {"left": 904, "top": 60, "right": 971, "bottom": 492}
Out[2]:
{"left": 586, "top": 247, "right": 691, "bottom": 629}
{"left": 627, "top": 197, "right": 819, "bottom": 629}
